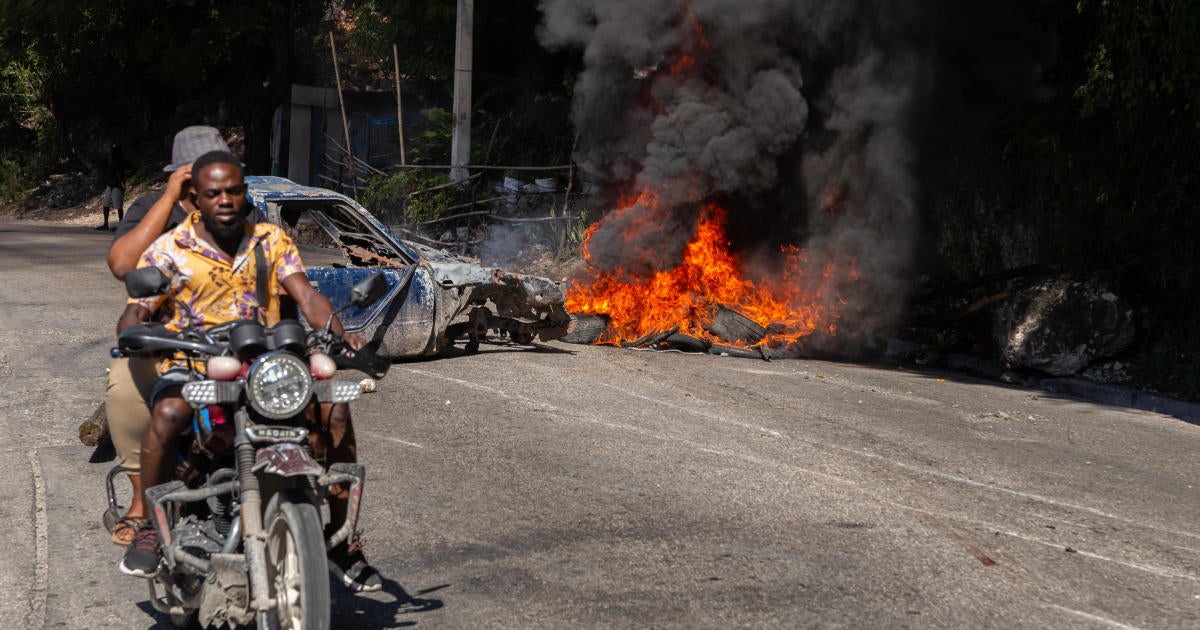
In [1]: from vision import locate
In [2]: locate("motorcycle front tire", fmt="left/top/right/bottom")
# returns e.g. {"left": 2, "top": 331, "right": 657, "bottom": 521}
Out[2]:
{"left": 263, "top": 490, "right": 331, "bottom": 630}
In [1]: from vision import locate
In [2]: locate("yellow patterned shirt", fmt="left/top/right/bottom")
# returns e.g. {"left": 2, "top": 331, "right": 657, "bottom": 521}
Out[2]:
{"left": 130, "top": 212, "right": 306, "bottom": 371}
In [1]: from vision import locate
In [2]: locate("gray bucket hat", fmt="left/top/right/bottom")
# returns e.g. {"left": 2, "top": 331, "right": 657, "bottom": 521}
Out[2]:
{"left": 163, "top": 126, "right": 232, "bottom": 172}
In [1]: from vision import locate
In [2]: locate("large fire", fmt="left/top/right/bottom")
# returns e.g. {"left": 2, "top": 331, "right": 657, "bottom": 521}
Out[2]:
{"left": 563, "top": 3, "right": 856, "bottom": 352}
{"left": 565, "top": 191, "right": 856, "bottom": 350}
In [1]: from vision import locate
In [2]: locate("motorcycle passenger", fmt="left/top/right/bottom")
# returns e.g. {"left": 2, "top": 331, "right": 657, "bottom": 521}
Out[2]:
{"left": 104, "top": 126, "right": 239, "bottom": 547}
{"left": 115, "top": 150, "right": 383, "bottom": 591}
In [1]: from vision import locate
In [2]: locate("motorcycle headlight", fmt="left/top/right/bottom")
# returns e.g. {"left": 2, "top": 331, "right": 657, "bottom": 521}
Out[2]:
{"left": 245, "top": 351, "right": 313, "bottom": 419}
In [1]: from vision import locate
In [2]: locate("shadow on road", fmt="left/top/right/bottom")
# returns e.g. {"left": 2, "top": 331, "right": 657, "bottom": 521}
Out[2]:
{"left": 131, "top": 577, "right": 444, "bottom": 628}
{"left": 88, "top": 438, "right": 116, "bottom": 463}
{"left": 330, "top": 577, "right": 445, "bottom": 628}
{"left": 431, "top": 339, "right": 577, "bottom": 359}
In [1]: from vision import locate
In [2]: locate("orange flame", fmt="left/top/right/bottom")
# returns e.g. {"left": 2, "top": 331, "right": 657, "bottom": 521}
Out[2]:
{"left": 566, "top": 193, "right": 852, "bottom": 349}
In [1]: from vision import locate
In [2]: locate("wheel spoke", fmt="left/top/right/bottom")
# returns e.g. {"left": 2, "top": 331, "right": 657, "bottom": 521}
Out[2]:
{"left": 262, "top": 493, "right": 330, "bottom": 629}
{"left": 269, "top": 513, "right": 307, "bottom": 628}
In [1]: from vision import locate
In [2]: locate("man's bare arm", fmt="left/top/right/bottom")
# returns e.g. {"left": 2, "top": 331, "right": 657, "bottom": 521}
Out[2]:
{"left": 107, "top": 165, "right": 192, "bottom": 279}
{"left": 116, "top": 303, "right": 152, "bottom": 335}
{"left": 280, "top": 272, "right": 368, "bottom": 350}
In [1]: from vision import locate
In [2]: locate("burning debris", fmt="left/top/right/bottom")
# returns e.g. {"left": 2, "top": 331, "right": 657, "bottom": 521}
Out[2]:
{"left": 538, "top": 0, "right": 986, "bottom": 358}
{"left": 564, "top": 200, "right": 850, "bottom": 359}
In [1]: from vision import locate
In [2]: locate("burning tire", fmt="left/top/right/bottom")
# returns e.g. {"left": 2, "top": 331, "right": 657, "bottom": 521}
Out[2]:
{"left": 561, "top": 314, "right": 608, "bottom": 344}
{"left": 705, "top": 305, "right": 766, "bottom": 345}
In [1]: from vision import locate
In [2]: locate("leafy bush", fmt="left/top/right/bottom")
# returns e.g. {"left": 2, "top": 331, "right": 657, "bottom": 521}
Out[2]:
{"left": 360, "top": 168, "right": 474, "bottom": 226}
{"left": 0, "top": 158, "right": 20, "bottom": 201}
{"left": 400, "top": 107, "right": 454, "bottom": 167}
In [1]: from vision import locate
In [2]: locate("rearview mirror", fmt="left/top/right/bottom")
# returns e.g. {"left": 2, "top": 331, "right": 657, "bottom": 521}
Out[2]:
{"left": 125, "top": 267, "right": 170, "bottom": 299}
{"left": 348, "top": 272, "right": 388, "bottom": 308}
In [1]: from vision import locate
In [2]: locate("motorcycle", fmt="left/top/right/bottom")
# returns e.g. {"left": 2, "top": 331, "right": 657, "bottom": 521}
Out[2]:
{"left": 104, "top": 267, "right": 390, "bottom": 629}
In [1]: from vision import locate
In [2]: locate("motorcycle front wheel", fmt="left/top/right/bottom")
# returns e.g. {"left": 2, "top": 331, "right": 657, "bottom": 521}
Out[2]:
{"left": 263, "top": 490, "right": 331, "bottom": 630}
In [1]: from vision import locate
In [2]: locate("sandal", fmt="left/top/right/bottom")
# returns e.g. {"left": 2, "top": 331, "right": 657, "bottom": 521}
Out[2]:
{"left": 111, "top": 516, "right": 143, "bottom": 546}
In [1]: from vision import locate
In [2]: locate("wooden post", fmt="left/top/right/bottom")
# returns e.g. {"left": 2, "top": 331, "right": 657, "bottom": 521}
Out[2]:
{"left": 556, "top": 135, "right": 579, "bottom": 261}
{"left": 329, "top": 32, "right": 357, "bottom": 196}
{"left": 450, "top": 0, "right": 473, "bottom": 181}
{"left": 393, "top": 44, "right": 406, "bottom": 166}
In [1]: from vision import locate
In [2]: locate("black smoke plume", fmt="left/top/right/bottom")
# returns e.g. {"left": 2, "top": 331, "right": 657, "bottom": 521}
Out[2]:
{"left": 539, "top": 0, "right": 1044, "bottom": 339}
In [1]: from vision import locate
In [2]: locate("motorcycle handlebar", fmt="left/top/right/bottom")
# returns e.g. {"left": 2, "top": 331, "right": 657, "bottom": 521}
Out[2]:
{"left": 113, "top": 321, "right": 388, "bottom": 380}
{"left": 115, "top": 326, "right": 226, "bottom": 358}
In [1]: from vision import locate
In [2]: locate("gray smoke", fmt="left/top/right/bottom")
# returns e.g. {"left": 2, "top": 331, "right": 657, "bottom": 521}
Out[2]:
{"left": 539, "top": 0, "right": 1041, "bottom": 338}
{"left": 541, "top": 0, "right": 809, "bottom": 237}
{"left": 478, "top": 223, "right": 536, "bottom": 270}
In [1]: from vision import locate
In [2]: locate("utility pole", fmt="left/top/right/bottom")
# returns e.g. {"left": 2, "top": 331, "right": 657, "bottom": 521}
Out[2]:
{"left": 450, "top": 0, "right": 473, "bottom": 181}
{"left": 393, "top": 44, "right": 407, "bottom": 166}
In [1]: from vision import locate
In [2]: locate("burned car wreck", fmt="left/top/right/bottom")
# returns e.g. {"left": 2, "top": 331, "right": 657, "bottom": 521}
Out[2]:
{"left": 245, "top": 176, "right": 573, "bottom": 357}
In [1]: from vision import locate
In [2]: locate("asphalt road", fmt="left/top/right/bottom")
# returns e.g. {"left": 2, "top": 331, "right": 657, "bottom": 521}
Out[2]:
{"left": 2, "top": 220, "right": 1199, "bottom": 629}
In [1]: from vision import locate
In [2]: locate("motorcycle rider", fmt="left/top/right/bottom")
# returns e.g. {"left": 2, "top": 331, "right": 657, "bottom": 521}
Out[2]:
{"left": 115, "top": 150, "right": 382, "bottom": 591}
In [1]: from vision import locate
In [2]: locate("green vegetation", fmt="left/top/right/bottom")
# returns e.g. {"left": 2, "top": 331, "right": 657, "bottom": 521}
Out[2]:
{"left": 1015, "top": 1, "right": 1200, "bottom": 397}
{"left": 0, "top": 0, "right": 577, "bottom": 221}
{"left": 361, "top": 168, "right": 474, "bottom": 226}
{"left": 0, "top": 158, "right": 20, "bottom": 201}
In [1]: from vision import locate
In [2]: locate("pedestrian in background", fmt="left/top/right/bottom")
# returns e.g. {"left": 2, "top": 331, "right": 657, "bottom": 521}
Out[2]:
{"left": 98, "top": 143, "right": 129, "bottom": 231}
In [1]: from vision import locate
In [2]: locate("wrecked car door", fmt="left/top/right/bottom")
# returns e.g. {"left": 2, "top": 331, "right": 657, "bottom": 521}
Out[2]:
{"left": 264, "top": 197, "right": 441, "bottom": 357}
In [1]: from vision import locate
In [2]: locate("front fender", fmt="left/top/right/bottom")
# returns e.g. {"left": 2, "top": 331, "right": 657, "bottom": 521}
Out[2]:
{"left": 252, "top": 443, "right": 324, "bottom": 477}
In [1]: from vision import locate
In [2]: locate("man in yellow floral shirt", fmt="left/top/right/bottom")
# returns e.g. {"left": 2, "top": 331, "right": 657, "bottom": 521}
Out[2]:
{"left": 114, "top": 150, "right": 383, "bottom": 591}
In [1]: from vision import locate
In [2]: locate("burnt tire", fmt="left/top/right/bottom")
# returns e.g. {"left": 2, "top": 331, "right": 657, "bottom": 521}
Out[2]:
{"left": 560, "top": 314, "right": 609, "bottom": 344}
{"left": 705, "top": 305, "right": 766, "bottom": 344}
{"left": 663, "top": 332, "right": 711, "bottom": 353}
{"left": 264, "top": 491, "right": 330, "bottom": 630}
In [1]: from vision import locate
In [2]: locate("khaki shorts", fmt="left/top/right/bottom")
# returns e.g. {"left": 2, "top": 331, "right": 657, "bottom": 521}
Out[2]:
{"left": 105, "top": 356, "right": 158, "bottom": 472}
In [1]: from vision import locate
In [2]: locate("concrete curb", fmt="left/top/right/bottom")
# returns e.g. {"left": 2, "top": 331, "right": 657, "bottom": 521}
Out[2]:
{"left": 881, "top": 338, "right": 1200, "bottom": 426}
{"left": 1034, "top": 377, "right": 1200, "bottom": 425}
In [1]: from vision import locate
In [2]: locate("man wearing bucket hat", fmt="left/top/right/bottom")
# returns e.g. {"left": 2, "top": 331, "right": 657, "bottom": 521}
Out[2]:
{"left": 108, "top": 126, "right": 242, "bottom": 277}
{"left": 102, "top": 126, "right": 240, "bottom": 547}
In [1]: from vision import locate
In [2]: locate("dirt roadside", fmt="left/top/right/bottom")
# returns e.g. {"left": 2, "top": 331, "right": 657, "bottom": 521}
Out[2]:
{"left": 0, "top": 170, "right": 148, "bottom": 227}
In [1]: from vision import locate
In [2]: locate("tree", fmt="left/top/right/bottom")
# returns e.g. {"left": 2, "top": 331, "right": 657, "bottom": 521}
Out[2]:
{"left": 0, "top": 0, "right": 331, "bottom": 175}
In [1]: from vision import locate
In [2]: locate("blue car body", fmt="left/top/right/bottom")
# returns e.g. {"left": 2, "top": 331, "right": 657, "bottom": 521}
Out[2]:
{"left": 245, "top": 176, "right": 571, "bottom": 357}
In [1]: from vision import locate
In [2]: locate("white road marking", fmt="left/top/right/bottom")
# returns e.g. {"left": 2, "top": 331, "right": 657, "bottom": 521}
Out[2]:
{"left": 360, "top": 430, "right": 424, "bottom": 449}
{"left": 725, "top": 367, "right": 783, "bottom": 376}
{"left": 1045, "top": 604, "right": 1142, "bottom": 630}
{"left": 600, "top": 382, "right": 783, "bottom": 437}
{"left": 29, "top": 450, "right": 47, "bottom": 630}
{"left": 838, "top": 445, "right": 1200, "bottom": 543}
{"left": 890, "top": 500, "right": 1200, "bottom": 584}
{"left": 399, "top": 367, "right": 845, "bottom": 484}
{"left": 403, "top": 366, "right": 1200, "bottom": 569}
{"left": 1169, "top": 543, "right": 1200, "bottom": 555}
{"left": 609, "top": 378, "right": 1200, "bottom": 544}
{"left": 1027, "top": 511, "right": 1091, "bottom": 529}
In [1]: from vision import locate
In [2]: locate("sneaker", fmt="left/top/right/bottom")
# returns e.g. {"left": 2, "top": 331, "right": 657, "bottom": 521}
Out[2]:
{"left": 119, "top": 524, "right": 161, "bottom": 577}
{"left": 328, "top": 537, "right": 382, "bottom": 592}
